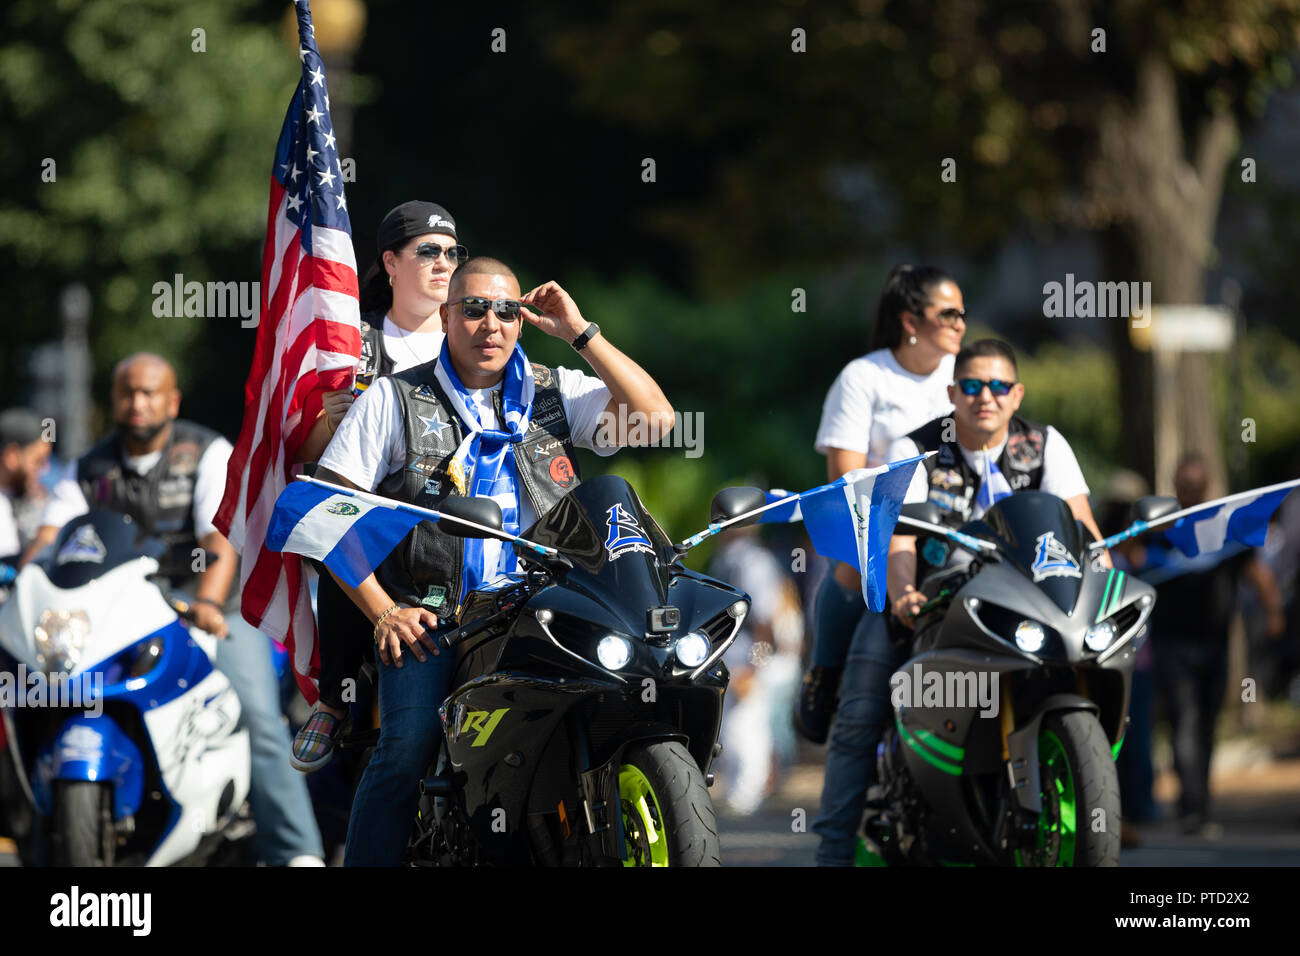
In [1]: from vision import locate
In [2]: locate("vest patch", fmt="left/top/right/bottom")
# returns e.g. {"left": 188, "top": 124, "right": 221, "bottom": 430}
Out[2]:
{"left": 549, "top": 456, "right": 577, "bottom": 489}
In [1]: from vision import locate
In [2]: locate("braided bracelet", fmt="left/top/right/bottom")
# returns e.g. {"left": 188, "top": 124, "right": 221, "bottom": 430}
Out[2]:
{"left": 373, "top": 604, "right": 401, "bottom": 640}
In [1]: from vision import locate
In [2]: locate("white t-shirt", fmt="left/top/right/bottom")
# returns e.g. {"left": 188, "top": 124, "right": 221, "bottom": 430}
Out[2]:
{"left": 319, "top": 365, "right": 617, "bottom": 580}
{"left": 39, "top": 438, "right": 234, "bottom": 539}
{"left": 0, "top": 490, "right": 19, "bottom": 557}
{"left": 890, "top": 426, "right": 1089, "bottom": 521}
{"left": 380, "top": 316, "right": 444, "bottom": 374}
{"left": 815, "top": 349, "right": 956, "bottom": 466}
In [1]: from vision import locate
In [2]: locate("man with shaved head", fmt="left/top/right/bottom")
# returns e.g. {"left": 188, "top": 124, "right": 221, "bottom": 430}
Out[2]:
{"left": 24, "top": 351, "right": 325, "bottom": 866}
{"left": 315, "top": 256, "right": 675, "bottom": 864}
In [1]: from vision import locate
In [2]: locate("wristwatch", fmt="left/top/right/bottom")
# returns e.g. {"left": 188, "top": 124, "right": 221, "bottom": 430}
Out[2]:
{"left": 572, "top": 322, "right": 600, "bottom": 352}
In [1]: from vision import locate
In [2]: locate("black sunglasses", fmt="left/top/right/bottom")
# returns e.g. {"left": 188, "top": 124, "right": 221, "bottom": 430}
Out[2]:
{"left": 414, "top": 241, "right": 468, "bottom": 263}
{"left": 455, "top": 296, "right": 522, "bottom": 321}
{"left": 930, "top": 307, "right": 967, "bottom": 327}
{"left": 956, "top": 377, "right": 1015, "bottom": 397}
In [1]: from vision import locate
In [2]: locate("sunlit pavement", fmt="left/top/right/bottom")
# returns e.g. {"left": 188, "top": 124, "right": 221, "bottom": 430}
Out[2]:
{"left": 716, "top": 750, "right": 1300, "bottom": 867}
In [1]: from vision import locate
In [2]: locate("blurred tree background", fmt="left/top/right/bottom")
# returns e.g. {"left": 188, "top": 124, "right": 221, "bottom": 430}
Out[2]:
{"left": 3, "top": 0, "right": 1300, "bottom": 548}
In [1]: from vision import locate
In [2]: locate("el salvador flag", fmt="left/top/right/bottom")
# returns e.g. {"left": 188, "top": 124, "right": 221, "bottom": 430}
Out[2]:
{"left": 976, "top": 449, "right": 1014, "bottom": 514}
{"left": 266, "top": 481, "right": 426, "bottom": 588}
{"left": 1163, "top": 483, "right": 1297, "bottom": 558}
{"left": 795, "top": 455, "right": 927, "bottom": 613}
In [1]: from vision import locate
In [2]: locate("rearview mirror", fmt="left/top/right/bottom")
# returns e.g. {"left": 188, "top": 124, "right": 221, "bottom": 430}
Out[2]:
{"left": 437, "top": 496, "right": 505, "bottom": 539}
{"left": 709, "top": 487, "right": 769, "bottom": 527}
{"left": 1130, "top": 495, "right": 1180, "bottom": 525}
{"left": 899, "top": 501, "right": 944, "bottom": 528}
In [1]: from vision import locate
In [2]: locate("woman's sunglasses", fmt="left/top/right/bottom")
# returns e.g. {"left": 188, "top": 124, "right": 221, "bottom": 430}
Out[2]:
{"left": 455, "top": 296, "right": 522, "bottom": 321}
{"left": 414, "top": 241, "right": 468, "bottom": 263}
{"left": 956, "top": 377, "right": 1015, "bottom": 397}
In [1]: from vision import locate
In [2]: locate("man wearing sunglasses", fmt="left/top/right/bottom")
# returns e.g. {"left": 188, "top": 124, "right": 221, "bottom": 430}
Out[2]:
{"left": 313, "top": 255, "right": 674, "bottom": 865}
{"left": 885, "top": 338, "right": 1108, "bottom": 627}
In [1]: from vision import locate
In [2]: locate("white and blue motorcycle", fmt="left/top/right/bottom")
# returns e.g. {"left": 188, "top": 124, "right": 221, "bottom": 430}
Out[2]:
{"left": 0, "top": 511, "right": 251, "bottom": 865}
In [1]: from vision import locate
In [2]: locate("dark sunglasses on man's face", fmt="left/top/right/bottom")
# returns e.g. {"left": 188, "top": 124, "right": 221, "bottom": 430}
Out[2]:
{"left": 414, "top": 241, "right": 468, "bottom": 263}
{"left": 956, "top": 377, "right": 1015, "bottom": 397}
{"left": 455, "top": 296, "right": 522, "bottom": 321}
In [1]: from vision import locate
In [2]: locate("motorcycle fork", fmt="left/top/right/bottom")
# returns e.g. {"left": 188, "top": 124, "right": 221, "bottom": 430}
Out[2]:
{"left": 567, "top": 710, "right": 622, "bottom": 866}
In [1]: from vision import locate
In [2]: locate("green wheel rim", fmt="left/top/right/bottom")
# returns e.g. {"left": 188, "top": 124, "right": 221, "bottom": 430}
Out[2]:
{"left": 618, "top": 763, "right": 670, "bottom": 867}
{"left": 1015, "top": 728, "right": 1078, "bottom": 867}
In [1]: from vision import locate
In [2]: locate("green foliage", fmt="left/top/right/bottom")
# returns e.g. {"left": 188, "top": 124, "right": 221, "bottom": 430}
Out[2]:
{"left": 0, "top": 0, "right": 296, "bottom": 401}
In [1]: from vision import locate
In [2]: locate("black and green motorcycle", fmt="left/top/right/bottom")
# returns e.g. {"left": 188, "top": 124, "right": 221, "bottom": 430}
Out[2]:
{"left": 858, "top": 491, "right": 1172, "bottom": 867}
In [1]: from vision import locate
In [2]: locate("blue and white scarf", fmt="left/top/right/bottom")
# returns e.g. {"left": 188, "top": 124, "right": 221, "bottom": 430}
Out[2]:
{"left": 433, "top": 339, "right": 535, "bottom": 594}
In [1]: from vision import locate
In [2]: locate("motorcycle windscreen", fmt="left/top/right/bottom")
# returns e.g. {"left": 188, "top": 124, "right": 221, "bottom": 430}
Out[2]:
{"left": 523, "top": 474, "right": 674, "bottom": 615}
{"left": 967, "top": 491, "right": 1086, "bottom": 614}
{"left": 41, "top": 510, "right": 168, "bottom": 590}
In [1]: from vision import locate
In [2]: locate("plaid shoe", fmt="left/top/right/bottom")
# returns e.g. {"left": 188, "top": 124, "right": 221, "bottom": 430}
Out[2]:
{"left": 290, "top": 709, "right": 350, "bottom": 773}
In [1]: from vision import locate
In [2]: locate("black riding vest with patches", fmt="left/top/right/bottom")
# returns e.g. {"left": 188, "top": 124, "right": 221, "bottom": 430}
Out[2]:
{"left": 353, "top": 311, "right": 395, "bottom": 394}
{"left": 373, "top": 360, "right": 583, "bottom": 618}
{"left": 906, "top": 414, "right": 1047, "bottom": 573}
{"left": 76, "top": 420, "right": 234, "bottom": 606}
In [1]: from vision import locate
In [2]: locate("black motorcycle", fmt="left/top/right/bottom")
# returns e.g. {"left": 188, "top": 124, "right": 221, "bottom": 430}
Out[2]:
{"left": 401, "top": 475, "right": 764, "bottom": 867}
{"left": 859, "top": 491, "right": 1173, "bottom": 867}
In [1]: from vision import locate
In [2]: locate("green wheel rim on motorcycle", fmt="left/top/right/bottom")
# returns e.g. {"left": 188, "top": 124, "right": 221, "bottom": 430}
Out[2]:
{"left": 1015, "top": 728, "right": 1078, "bottom": 867}
{"left": 618, "top": 763, "right": 670, "bottom": 867}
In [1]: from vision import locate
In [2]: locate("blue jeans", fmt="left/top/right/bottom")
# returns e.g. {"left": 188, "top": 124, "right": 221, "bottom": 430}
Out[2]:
{"left": 811, "top": 565, "right": 866, "bottom": 668}
{"left": 344, "top": 641, "right": 456, "bottom": 866}
{"left": 812, "top": 600, "right": 895, "bottom": 866}
{"left": 218, "top": 613, "right": 324, "bottom": 865}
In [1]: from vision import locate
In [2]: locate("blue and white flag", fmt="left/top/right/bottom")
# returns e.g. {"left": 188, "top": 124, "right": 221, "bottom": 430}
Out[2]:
{"left": 976, "top": 447, "right": 1014, "bottom": 514}
{"left": 266, "top": 481, "right": 427, "bottom": 589}
{"left": 797, "top": 455, "right": 927, "bottom": 612}
{"left": 1163, "top": 481, "right": 1298, "bottom": 558}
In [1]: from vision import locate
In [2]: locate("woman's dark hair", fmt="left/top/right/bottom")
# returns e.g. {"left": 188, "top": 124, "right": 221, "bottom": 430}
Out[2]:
{"left": 869, "top": 264, "right": 956, "bottom": 352}
{"left": 358, "top": 239, "right": 413, "bottom": 314}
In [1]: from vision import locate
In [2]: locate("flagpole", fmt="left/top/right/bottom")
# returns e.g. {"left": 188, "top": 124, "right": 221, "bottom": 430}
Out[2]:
{"left": 1092, "top": 476, "right": 1300, "bottom": 551}
{"left": 676, "top": 493, "right": 803, "bottom": 550}
{"left": 293, "top": 475, "right": 560, "bottom": 556}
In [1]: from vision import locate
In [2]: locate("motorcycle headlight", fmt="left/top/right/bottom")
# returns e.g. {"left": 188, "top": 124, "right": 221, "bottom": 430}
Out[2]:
{"left": 596, "top": 635, "right": 632, "bottom": 671}
{"left": 674, "top": 631, "right": 711, "bottom": 668}
{"left": 1014, "top": 620, "right": 1045, "bottom": 653}
{"left": 1085, "top": 619, "right": 1117, "bottom": 652}
{"left": 129, "top": 635, "right": 166, "bottom": 679}
{"left": 34, "top": 609, "right": 92, "bottom": 675}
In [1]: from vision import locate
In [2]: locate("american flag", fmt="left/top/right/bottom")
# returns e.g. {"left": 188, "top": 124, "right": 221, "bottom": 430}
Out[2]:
{"left": 214, "top": 0, "right": 361, "bottom": 703}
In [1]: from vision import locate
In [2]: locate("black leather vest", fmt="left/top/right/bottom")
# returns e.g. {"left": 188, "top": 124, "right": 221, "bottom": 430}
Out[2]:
{"left": 907, "top": 413, "right": 1047, "bottom": 528}
{"left": 76, "top": 419, "right": 233, "bottom": 604}
{"left": 373, "top": 361, "right": 583, "bottom": 619}
{"left": 353, "top": 311, "right": 395, "bottom": 394}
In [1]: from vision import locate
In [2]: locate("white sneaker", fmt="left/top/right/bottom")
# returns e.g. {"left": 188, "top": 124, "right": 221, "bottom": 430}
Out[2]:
{"left": 287, "top": 855, "right": 327, "bottom": 867}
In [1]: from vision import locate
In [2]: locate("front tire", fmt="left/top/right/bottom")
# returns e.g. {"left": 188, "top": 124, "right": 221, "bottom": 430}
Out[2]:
{"left": 1016, "top": 711, "right": 1121, "bottom": 867}
{"left": 52, "top": 781, "right": 115, "bottom": 866}
{"left": 618, "top": 741, "right": 721, "bottom": 867}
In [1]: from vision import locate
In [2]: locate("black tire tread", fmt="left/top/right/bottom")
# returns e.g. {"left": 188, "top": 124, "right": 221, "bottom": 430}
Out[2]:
{"left": 52, "top": 781, "right": 113, "bottom": 867}
{"left": 621, "top": 740, "right": 722, "bottom": 867}
{"left": 1041, "top": 710, "right": 1121, "bottom": 867}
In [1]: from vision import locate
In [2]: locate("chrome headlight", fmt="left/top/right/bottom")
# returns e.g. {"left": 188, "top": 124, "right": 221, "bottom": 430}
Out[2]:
{"left": 34, "top": 609, "right": 91, "bottom": 675}
{"left": 1085, "top": 619, "right": 1117, "bottom": 652}
{"left": 674, "top": 631, "right": 711, "bottom": 668}
{"left": 1014, "top": 620, "right": 1045, "bottom": 653}
{"left": 596, "top": 635, "right": 632, "bottom": 671}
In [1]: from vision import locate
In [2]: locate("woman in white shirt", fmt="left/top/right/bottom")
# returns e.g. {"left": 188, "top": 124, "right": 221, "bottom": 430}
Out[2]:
{"left": 291, "top": 200, "right": 466, "bottom": 773}
{"left": 802, "top": 264, "right": 968, "bottom": 867}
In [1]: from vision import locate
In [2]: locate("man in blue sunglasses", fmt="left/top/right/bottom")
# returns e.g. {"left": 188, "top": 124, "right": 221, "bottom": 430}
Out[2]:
{"left": 885, "top": 338, "right": 1108, "bottom": 626}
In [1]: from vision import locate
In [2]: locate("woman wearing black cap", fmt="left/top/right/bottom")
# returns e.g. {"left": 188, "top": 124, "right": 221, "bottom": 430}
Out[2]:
{"left": 291, "top": 200, "right": 466, "bottom": 773}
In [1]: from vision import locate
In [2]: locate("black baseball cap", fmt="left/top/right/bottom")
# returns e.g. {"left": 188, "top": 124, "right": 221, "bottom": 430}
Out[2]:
{"left": 375, "top": 201, "right": 457, "bottom": 255}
